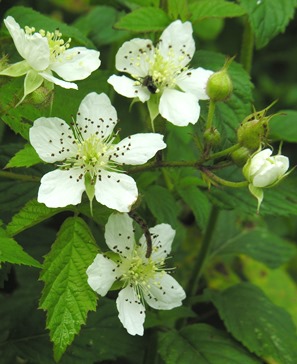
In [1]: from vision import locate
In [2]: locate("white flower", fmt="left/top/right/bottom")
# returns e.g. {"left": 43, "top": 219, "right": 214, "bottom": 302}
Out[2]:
{"left": 108, "top": 20, "right": 213, "bottom": 127}
{"left": 0, "top": 16, "right": 101, "bottom": 103}
{"left": 243, "top": 148, "right": 289, "bottom": 211}
{"left": 87, "top": 213, "right": 186, "bottom": 336}
{"left": 29, "top": 92, "right": 166, "bottom": 212}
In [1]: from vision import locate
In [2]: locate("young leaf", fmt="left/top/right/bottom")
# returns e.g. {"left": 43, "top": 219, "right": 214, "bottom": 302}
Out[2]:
{"left": 209, "top": 283, "right": 297, "bottom": 364}
{"left": 6, "top": 199, "right": 65, "bottom": 237}
{"left": 114, "top": 7, "right": 171, "bottom": 32}
{"left": 39, "top": 217, "right": 98, "bottom": 361}
{"left": 240, "top": 0, "right": 297, "bottom": 49}
{"left": 190, "top": 0, "right": 246, "bottom": 22}
{"left": 158, "top": 323, "right": 262, "bottom": 364}
{"left": 6, "top": 144, "right": 42, "bottom": 168}
{"left": 0, "top": 227, "right": 41, "bottom": 268}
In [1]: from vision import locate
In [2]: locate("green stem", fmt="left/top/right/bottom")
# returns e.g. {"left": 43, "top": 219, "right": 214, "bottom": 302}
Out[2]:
{"left": 128, "top": 144, "right": 241, "bottom": 174}
{"left": 206, "top": 143, "right": 240, "bottom": 161}
{"left": 205, "top": 100, "right": 216, "bottom": 130}
{"left": 186, "top": 206, "right": 220, "bottom": 298}
{"left": 0, "top": 170, "right": 40, "bottom": 182}
{"left": 240, "top": 17, "right": 254, "bottom": 74}
{"left": 128, "top": 160, "right": 199, "bottom": 174}
{"left": 203, "top": 169, "right": 248, "bottom": 188}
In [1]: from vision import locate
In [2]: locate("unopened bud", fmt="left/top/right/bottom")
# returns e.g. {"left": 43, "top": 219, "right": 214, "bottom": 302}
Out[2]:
{"left": 29, "top": 86, "right": 53, "bottom": 106}
{"left": 206, "top": 57, "right": 234, "bottom": 102}
{"left": 231, "top": 146, "right": 251, "bottom": 166}
{"left": 204, "top": 127, "right": 221, "bottom": 146}
{"left": 237, "top": 102, "right": 276, "bottom": 151}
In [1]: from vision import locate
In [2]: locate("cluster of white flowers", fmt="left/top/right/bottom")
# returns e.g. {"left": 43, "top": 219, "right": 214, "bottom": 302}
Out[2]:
{"left": 1, "top": 15, "right": 291, "bottom": 336}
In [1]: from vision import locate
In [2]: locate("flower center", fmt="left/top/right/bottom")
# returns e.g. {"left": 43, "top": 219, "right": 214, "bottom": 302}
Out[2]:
{"left": 121, "top": 254, "right": 159, "bottom": 290}
{"left": 25, "top": 26, "right": 71, "bottom": 61}
{"left": 62, "top": 134, "right": 115, "bottom": 178}
{"left": 148, "top": 49, "right": 181, "bottom": 91}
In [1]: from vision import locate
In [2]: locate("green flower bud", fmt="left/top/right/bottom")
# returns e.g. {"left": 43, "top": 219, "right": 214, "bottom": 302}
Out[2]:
{"left": 237, "top": 102, "right": 276, "bottom": 151}
{"left": 29, "top": 86, "right": 53, "bottom": 106}
{"left": 203, "top": 127, "right": 221, "bottom": 147}
{"left": 206, "top": 57, "right": 233, "bottom": 102}
{"left": 231, "top": 146, "right": 251, "bottom": 166}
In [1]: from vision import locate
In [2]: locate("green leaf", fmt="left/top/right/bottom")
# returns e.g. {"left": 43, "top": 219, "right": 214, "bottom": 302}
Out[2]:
{"left": 177, "top": 186, "right": 210, "bottom": 230}
{"left": 0, "top": 78, "right": 42, "bottom": 140}
{"left": 210, "top": 173, "right": 297, "bottom": 217}
{"left": 190, "top": 0, "right": 246, "bottom": 22}
{"left": 0, "top": 227, "right": 41, "bottom": 268}
{"left": 194, "top": 18, "right": 224, "bottom": 41}
{"left": 167, "top": 0, "right": 189, "bottom": 20}
{"left": 269, "top": 110, "right": 297, "bottom": 142}
{"left": 212, "top": 227, "right": 297, "bottom": 269}
{"left": 6, "top": 199, "right": 65, "bottom": 237}
{"left": 0, "top": 144, "right": 43, "bottom": 211}
{"left": 74, "top": 6, "right": 129, "bottom": 47}
{"left": 144, "top": 185, "right": 179, "bottom": 227}
{"left": 51, "top": 70, "right": 110, "bottom": 121}
{"left": 39, "top": 217, "right": 98, "bottom": 361}
{"left": 6, "top": 144, "right": 42, "bottom": 168}
{"left": 209, "top": 283, "right": 297, "bottom": 364}
{"left": 158, "top": 323, "right": 262, "bottom": 364}
{"left": 193, "top": 50, "right": 253, "bottom": 141}
{"left": 114, "top": 7, "right": 171, "bottom": 32}
{"left": 0, "top": 257, "right": 145, "bottom": 364}
{"left": 240, "top": 0, "right": 297, "bottom": 49}
{"left": 6, "top": 6, "right": 95, "bottom": 48}
{"left": 241, "top": 257, "right": 297, "bottom": 328}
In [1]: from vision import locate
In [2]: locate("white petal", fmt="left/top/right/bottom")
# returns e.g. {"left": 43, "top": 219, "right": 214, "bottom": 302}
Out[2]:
{"left": 39, "top": 71, "right": 78, "bottom": 89}
{"left": 144, "top": 273, "right": 186, "bottom": 310}
{"left": 116, "top": 285, "right": 145, "bottom": 336}
{"left": 108, "top": 75, "right": 150, "bottom": 102}
{"left": 253, "top": 165, "right": 280, "bottom": 187}
{"left": 86, "top": 254, "right": 119, "bottom": 296}
{"left": 29, "top": 117, "right": 77, "bottom": 162}
{"left": 38, "top": 169, "right": 85, "bottom": 208}
{"left": 4, "top": 16, "right": 50, "bottom": 71}
{"left": 110, "top": 133, "right": 166, "bottom": 165}
{"left": 139, "top": 224, "right": 175, "bottom": 261}
{"left": 95, "top": 170, "right": 138, "bottom": 212}
{"left": 158, "top": 20, "right": 195, "bottom": 68}
{"left": 75, "top": 92, "right": 118, "bottom": 139}
{"left": 176, "top": 68, "right": 214, "bottom": 99}
{"left": 115, "top": 38, "right": 154, "bottom": 77}
{"left": 159, "top": 89, "right": 200, "bottom": 126}
{"left": 50, "top": 47, "right": 101, "bottom": 81}
{"left": 105, "top": 213, "right": 135, "bottom": 257}
{"left": 249, "top": 149, "right": 272, "bottom": 176}
{"left": 274, "top": 155, "right": 289, "bottom": 174}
